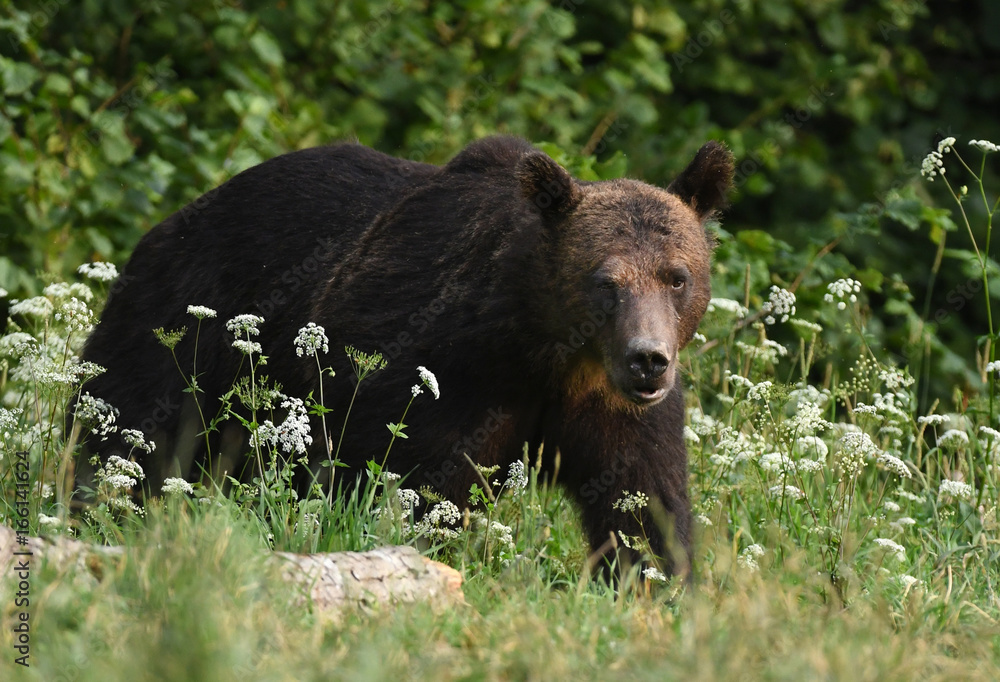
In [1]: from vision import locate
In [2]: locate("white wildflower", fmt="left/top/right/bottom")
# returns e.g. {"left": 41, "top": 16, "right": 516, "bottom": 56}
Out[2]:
{"left": 938, "top": 429, "right": 969, "bottom": 448}
{"left": 760, "top": 452, "right": 794, "bottom": 473}
{"left": 874, "top": 537, "right": 906, "bottom": 561}
{"left": 396, "top": 488, "right": 421, "bottom": 513}
{"left": 683, "top": 425, "right": 700, "bottom": 443}
{"left": 425, "top": 500, "right": 460, "bottom": 526}
{"left": 225, "top": 313, "right": 264, "bottom": 336}
{"left": 232, "top": 339, "right": 263, "bottom": 355}
{"left": 161, "top": 478, "right": 194, "bottom": 495}
{"left": 695, "top": 514, "right": 713, "bottom": 527}
{"left": 879, "top": 367, "right": 914, "bottom": 390}
{"left": 980, "top": 426, "right": 1000, "bottom": 441}
{"left": 120, "top": 429, "right": 155, "bottom": 454}
{"left": 969, "top": 139, "right": 1000, "bottom": 153}
{"left": 747, "top": 380, "right": 772, "bottom": 402}
{"left": 796, "top": 436, "right": 829, "bottom": 458}
{"left": 917, "top": 414, "right": 949, "bottom": 426}
{"left": 789, "top": 318, "right": 822, "bottom": 335}
{"left": 883, "top": 500, "right": 901, "bottom": 513}
{"left": 0, "top": 287, "right": 6, "bottom": 298}
{"left": 74, "top": 393, "right": 119, "bottom": 437}
{"left": 505, "top": 459, "right": 527, "bottom": 491}
{"left": 890, "top": 517, "right": 917, "bottom": 532}
{"left": 986, "top": 360, "right": 1000, "bottom": 374}
{"left": 838, "top": 431, "right": 879, "bottom": 478}
{"left": 187, "top": 305, "right": 217, "bottom": 319}
{"left": 796, "top": 458, "right": 824, "bottom": 473}
{"left": 761, "top": 285, "right": 796, "bottom": 324}
{"left": 725, "top": 370, "right": 754, "bottom": 390}
{"left": 876, "top": 452, "right": 912, "bottom": 478}
{"left": 896, "top": 489, "right": 923, "bottom": 503}
{"left": 251, "top": 396, "right": 312, "bottom": 455}
{"left": 294, "top": 322, "right": 329, "bottom": 357}
{"left": 824, "top": 278, "right": 861, "bottom": 308}
{"left": 707, "top": 297, "right": 748, "bottom": 318}
{"left": 77, "top": 262, "right": 119, "bottom": 282}
{"left": 54, "top": 298, "right": 94, "bottom": 333}
{"left": 938, "top": 479, "right": 973, "bottom": 500}
{"left": 417, "top": 366, "right": 440, "bottom": 399}
{"left": 738, "top": 543, "right": 765, "bottom": 571}
{"left": 38, "top": 513, "right": 62, "bottom": 527}
{"left": 9, "top": 296, "right": 54, "bottom": 318}
{"left": 898, "top": 574, "right": 920, "bottom": 588}
{"left": 768, "top": 484, "right": 804, "bottom": 500}
{"left": 643, "top": 567, "right": 667, "bottom": 583}
{"left": 613, "top": 491, "right": 649, "bottom": 513}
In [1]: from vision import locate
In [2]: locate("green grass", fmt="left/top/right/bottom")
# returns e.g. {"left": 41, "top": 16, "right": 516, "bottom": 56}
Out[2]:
{"left": 2, "top": 139, "right": 999, "bottom": 679}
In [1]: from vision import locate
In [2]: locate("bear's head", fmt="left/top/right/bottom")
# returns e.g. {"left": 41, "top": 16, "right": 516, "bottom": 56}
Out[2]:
{"left": 519, "top": 142, "right": 734, "bottom": 409}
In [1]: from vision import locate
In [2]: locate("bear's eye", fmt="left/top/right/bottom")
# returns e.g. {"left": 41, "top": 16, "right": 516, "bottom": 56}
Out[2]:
{"left": 670, "top": 276, "right": 687, "bottom": 290}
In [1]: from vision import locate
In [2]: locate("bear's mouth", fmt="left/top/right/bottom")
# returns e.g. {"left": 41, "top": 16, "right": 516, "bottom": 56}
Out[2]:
{"left": 629, "top": 385, "right": 667, "bottom": 405}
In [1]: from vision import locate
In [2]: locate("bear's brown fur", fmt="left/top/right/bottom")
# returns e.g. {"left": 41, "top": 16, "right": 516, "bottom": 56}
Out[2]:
{"left": 76, "top": 136, "right": 734, "bottom": 576}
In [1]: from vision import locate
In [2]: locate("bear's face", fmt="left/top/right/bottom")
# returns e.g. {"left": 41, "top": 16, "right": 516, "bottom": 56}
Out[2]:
{"left": 564, "top": 183, "right": 714, "bottom": 406}
{"left": 519, "top": 142, "right": 734, "bottom": 409}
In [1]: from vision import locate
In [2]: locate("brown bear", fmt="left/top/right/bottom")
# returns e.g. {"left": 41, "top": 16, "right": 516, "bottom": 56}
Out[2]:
{"left": 76, "top": 136, "right": 733, "bottom": 576}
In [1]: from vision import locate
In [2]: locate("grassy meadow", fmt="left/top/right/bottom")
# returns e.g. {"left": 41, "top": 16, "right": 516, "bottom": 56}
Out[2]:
{"left": 0, "top": 138, "right": 998, "bottom": 681}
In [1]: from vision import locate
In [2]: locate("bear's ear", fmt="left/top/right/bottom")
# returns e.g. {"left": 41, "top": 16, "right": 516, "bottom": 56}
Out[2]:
{"left": 517, "top": 151, "right": 582, "bottom": 222}
{"left": 666, "top": 141, "right": 735, "bottom": 222}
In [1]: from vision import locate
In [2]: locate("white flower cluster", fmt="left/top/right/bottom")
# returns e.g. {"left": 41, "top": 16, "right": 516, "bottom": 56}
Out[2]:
{"left": 760, "top": 452, "right": 795, "bottom": 474}
{"left": 761, "top": 285, "right": 796, "bottom": 325}
{"left": 504, "top": 459, "right": 527, "bottom": 491}
{"left": 788, "top": 400, "right": 831, "bottom": 437}
{"left": 74, "top": 393, "right": 119, "bottom": 437}
{"left": 9, "top": 296, "right": 54, "bottom": 318}
{"left": 396, "top": 488, "right": 421, "bottom": 513}
{"left": 838, "top": 431, "right": 879, "bottom": 478}
{"left": 683, "top": 425, "right": 700, "bottom": 443}
{"left": 747, "top": 380, "right": 772, "bottom": 402}
{"left": 613, "top": 490, "right": 649, "bottom": 513}
{"left": 408, "top": 500, "right": 462, "bottom": 541}
{"left": 77, "top": 262, "right": 119, "bottom": 282}
{"left": 824, "top": 278, "right": 861, "bottom": 310}
{"left": 707, "top": 297, "right": 748, "bottom": 318}
{"left": 162, "top": 477, "right": 194, "bottom": 495}
{"left": 938, "top": 479, "right": 973, "bottom": 500}
{"left": 417, "top": 366, "right": 440, "bottom": 399}
{"left": 874, "top": 537, "right": 906, "bottom": 562}
{"left": 226, "top": 313, "right": 264, "bottom": 336}
{"left": 768, "top": 484, "right": 804, "bottom": 500}
{"left": 876, "top": 452, "right": 911, "bottom": 478}
{"left": 738, "top": 543, "right": 765, "bottom": 572}
{"left": 969, "top": 139, "right": 999, "bottom": 153}
{"left": 796, "top": 436, "right": 828, "bottom": 458}
{"left": 55, "top": 297, "right": 94, "bottom": 333}
{"left": 294, "top": 322, "right": 329, "bottom": 357}
{"left": 187, "top": 305, "right": 217, "bottom": 319}
{"left": 0, "top": 406, "right": 22, "bottom": 433}
{"left": 879, "top": 367, "right": 914, "bottom": 390}
{"left": 937, "top": 429, "right": 969, "bottom": 448}
{"left": 735, "top": 340, "right": 786, "bottom": 364}
{"left": 44, "top": 281, "right": 94, "bottom": 302}
{"left": 725, "top": 370, "right": 754, "bottom": 390}
{"left": 920, "top": 137, "right": 955, "bottom": 181}
{"left": 251, "top": 396, "right": 313, "bottom": 455}
{"left": 643, "top": 567, "right": 667, "bottom": 583}
{"left": 917, "top": 414, "right": 949, "bottom": 426}
{"left": 986, "top": 360, "right": 1000, "bottom": 374}
{"left": 121, "top": 428, "right": 156, "bottom": 454}
{"left": 97, "top": 455, "right": 145, "bottom": 491}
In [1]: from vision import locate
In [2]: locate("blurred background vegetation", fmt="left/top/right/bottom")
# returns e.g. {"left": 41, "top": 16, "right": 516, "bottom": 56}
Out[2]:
{"left": 0, "top": 0, "right": 997, "bottom": 406}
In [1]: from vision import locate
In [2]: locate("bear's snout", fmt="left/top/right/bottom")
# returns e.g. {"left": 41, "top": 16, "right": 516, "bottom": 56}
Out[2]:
{"left": 623, "top": 338, "right": 673, "bottom": 404}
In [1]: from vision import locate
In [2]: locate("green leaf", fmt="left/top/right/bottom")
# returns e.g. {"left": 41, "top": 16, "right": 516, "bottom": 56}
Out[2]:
{"left": 1, "top": 60, "right": 40, "bottom": 96}
{"left": 250, "top": 31, "right": 284, "bottom": 68}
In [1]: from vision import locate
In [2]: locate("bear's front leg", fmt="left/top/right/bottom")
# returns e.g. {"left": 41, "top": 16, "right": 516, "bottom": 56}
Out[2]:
{"left": 559, "top": 388, "right": 693, "bottom": 580}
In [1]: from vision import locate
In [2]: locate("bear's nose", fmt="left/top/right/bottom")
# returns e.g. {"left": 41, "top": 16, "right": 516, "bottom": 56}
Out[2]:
{"left": 626, "top": 340, "right": 669, "bottom": 380}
